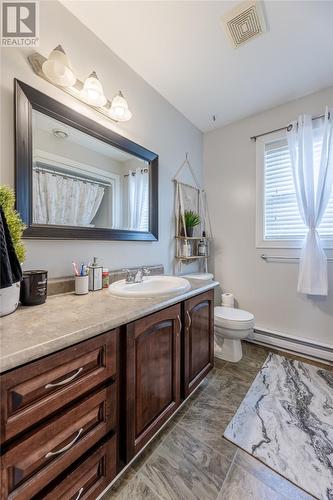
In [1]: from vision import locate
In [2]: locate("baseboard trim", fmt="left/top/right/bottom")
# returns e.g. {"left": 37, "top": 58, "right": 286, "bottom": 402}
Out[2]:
{"left": 251, "top": 327, "right": 333, "bottom": 364}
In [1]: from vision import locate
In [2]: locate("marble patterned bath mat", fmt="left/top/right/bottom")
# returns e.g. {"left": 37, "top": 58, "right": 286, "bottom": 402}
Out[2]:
{"left": 224, "top": 353, "right": 333, "bottom": 500}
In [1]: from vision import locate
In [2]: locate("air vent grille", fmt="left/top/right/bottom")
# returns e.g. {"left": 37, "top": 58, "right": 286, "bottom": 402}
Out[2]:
{"left": 222, "top": 1, "right": 267, "bottom": 48}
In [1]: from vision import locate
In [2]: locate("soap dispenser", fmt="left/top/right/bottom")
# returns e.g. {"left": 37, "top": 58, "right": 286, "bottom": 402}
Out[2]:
{"left": 198, "top": 231, "right": 208, "bottom": 256}
{"left": 88, "top": 257, "right": 103, "bottom": 291}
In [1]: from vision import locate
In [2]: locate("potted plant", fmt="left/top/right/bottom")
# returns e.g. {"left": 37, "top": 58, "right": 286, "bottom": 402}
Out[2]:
{"left": 181, "top": 210, "right": 201, "bottom": 237}
{"left": 0, "top": 186, "right": 26, "bottom": 317}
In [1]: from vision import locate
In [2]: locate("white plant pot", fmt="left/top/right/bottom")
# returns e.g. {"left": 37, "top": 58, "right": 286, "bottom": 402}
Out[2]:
{"left": 0, "top": 282, "right": 21, "bottom": 317}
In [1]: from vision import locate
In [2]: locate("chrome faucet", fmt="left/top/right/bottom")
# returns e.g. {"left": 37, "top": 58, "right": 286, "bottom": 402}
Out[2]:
{"left": 123, "top": 266, "right": 150, "bottom": 284}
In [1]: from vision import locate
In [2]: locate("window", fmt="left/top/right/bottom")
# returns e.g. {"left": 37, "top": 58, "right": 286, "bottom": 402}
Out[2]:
{"left": 139, "top": 184, "right": 149, "bottom": 231}
{"left": 256, "top": 130, "right": 333, "bottom": 248}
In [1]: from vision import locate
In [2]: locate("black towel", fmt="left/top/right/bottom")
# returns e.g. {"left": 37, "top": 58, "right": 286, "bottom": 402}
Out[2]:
{"left": 0, "top": 207, "right": 22, "bottom": 288}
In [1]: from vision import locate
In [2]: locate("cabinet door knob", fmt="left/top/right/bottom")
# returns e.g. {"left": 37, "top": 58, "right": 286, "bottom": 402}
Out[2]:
{"left": 45, "top": 367, "right": 83, "bottom": 389}
{"left": 45, "top": 427, "right": 84, "bottom": 458}
{"left": 187, "top": 310, "right": 192, "bottom": 330}
{"left": 177, "top": 315, "right": 182, "bottom": 336}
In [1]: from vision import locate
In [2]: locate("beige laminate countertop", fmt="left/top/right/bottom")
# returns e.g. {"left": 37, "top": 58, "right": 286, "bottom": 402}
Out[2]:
{"left": 0, "top": 278, "right": 218, "bottom": 374}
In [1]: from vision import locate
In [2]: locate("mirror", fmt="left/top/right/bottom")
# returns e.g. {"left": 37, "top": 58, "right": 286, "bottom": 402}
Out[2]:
{"left": 15, "top": 80, "right": 158, "bottom": 241}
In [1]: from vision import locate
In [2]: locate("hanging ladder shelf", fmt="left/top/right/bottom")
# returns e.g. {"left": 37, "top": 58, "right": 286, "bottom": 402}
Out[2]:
{"left": 175, "top": 236, "right": 208, "bottom": 240}
{"left": 175, "top": 255, "right": 209, "bottom": 261}
{"left": 173, "top": 153, "right": 213, "bottom": 273}
{"left": 175, "top": 235, "right": 210, "bottom": 260}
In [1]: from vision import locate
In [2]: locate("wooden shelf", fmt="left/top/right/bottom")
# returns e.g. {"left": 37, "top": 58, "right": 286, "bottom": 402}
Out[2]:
{"left": 176, "top": 255, "right": 209, "bottom": 260}
{"left": 176, "top": 236, "right": 208, "bottom": 240}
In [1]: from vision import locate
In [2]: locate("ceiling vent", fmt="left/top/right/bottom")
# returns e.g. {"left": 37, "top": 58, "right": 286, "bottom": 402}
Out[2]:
{"left": 222, "top": 1, "right": 267, "bottom": 48}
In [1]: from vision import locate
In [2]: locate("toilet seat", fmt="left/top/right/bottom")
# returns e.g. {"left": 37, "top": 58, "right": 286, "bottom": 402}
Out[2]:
{"left": 182, "top": 273, "right": 214, "bottom": 281}
{"left": 214, "top": 306, "right": 254, "bottom": 330}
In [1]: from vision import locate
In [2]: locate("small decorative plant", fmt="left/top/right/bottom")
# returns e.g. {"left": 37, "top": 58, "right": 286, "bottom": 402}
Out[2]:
{"left": 0, "top": 185, "right": 26, "bottom": 263}
{"left": 182, "top": 210, "right": 201, "bottom": 237}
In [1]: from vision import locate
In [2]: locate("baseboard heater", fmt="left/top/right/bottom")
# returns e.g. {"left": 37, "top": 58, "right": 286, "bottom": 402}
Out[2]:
{"left": 250, "top": 328, "right": 333, "bottom": 364}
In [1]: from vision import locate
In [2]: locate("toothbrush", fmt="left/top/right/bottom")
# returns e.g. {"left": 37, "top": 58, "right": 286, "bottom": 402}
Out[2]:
{"left": 72, "top": 261, "right": 79, "bottom": 276}
{"left": 80, "top": 263, "right": 84, "bottom": 276}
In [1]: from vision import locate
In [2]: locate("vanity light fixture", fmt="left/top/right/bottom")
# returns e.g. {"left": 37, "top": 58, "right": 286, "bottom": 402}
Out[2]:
{"left": 42, "top": 45, "right": 76, "bottom": 88}
{"left": 80, "top": 71, "right": 107, "bottom": 108}
{"left": 28, "top": 50, "right": 133, "bottom": 123}
{"left": 109, "top": 91, "right": 132, "bottom": 122}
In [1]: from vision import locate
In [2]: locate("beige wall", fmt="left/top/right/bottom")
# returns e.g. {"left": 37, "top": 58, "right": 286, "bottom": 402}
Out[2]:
{"left": 0, "top": 0, "right": 202, "bottom": 278}
{"left": 204, "top": 87, "right": 333, "bottom": 346}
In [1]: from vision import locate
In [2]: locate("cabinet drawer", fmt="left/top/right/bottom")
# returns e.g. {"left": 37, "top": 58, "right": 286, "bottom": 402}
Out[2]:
{"left": 1, "top": 384, "right": 116, "bottom": 499}
{"left": 41, "top": 436, "right": 116, "bottom": 500}
{"left": 0, "top": 331, "right": 117, "bottom": 442}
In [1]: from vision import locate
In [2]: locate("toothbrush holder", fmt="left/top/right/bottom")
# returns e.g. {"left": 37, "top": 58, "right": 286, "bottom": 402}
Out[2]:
{"left": 75, "top": 275, "right": 89, "bottom": 295}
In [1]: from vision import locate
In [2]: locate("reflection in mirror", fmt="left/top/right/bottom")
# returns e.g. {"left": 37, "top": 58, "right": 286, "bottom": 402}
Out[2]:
{"left": 32, "top": 110, "right": 150, "bottom": 231}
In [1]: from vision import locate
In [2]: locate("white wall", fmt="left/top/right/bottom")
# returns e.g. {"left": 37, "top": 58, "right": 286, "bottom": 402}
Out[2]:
{"left": 0, "top": 0, "right": 202, "bottom": 278}
{"left": 204, "top": 87, "right": 333, "bottom": 346}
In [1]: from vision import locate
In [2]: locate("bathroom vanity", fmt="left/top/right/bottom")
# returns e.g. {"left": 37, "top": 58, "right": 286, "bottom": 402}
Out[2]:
{"left": 0, "top": 281, "right": 215, "bottom": 499}
{"left": 0, "top": 80, "right": 217, "bottom": 499}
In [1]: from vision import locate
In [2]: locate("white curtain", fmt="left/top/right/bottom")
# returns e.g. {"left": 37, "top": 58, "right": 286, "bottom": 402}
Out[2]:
{"left": 127, "top": 168, "right": 149, "bottom": 231}
{"left": 33, "top": 171, "right": 105, "bottom": 226}
{"left": 287, "top": 107, "right": 333, "bottom": 295}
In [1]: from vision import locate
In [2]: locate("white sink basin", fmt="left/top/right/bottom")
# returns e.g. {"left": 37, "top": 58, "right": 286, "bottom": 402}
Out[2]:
{"left": 109, "top": 275, "right": 191, "bottom": 298}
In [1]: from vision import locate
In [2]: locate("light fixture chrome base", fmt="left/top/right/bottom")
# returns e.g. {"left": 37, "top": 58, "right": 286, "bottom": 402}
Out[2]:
{"left": 28, "top": 52, "right": 118, "bottom": 123}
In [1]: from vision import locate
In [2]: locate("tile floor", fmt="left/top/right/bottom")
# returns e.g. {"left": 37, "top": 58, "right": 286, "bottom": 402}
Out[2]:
{"left": 103, "top": 342, "right": 331, "bottom": 500}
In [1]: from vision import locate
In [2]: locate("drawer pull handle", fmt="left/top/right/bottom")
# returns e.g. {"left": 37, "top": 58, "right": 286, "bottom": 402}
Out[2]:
{"left": 45, "top": 367, "right": 83, "bottom": 389}
{"left": 187, "top": 310, "right": 192, "bottom": 330}
{"left": 177, "top": 315, "right": 182, "bottom": 336}
{"left": 75, "top": 487, "right": 84, "bottom": 500}
{"left": 45, "top": 427, "right": 84, "bottom": 458}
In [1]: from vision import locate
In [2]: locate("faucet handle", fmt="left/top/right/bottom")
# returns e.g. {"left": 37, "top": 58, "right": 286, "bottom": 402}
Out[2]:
{"left": 122, "top": 268, "right": 135, "bottom": 283}
{"left": 142, "top": 267, "right": 150, "bottom": 276}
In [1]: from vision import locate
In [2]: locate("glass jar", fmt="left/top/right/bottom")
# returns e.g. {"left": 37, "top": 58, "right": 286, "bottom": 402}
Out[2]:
{"left": 102, "top": 268, "right": 109, "bottom": 288}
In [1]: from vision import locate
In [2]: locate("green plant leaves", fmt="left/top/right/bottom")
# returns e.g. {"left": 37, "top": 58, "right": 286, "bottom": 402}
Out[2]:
{"left": 0, "top": 185, "right": 26, "bottom": 263}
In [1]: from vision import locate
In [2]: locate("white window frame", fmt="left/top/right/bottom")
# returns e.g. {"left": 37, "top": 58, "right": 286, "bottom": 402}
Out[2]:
{"left": 256, "top": 130, "right": 333, "bottom": 249}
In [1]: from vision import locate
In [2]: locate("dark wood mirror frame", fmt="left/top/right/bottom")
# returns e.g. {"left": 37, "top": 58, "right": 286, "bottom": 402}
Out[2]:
{"left": 15, "top": 79, "right": 158, "bottom": 241}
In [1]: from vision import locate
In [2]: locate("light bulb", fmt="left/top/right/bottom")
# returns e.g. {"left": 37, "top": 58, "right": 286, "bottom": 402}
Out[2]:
{"left": 42, "top": 45, "right": 76, "bottom": 88}
{"left": 109, "top": 91, "right": 132, "bottom": 121}
{"left": 80, "top": 71, "right": 107, "bottom": 107}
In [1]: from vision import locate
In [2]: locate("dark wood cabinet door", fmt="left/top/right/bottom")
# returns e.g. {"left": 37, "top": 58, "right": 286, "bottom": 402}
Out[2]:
{"left": 125, "top": 304, "right": 181, "bottom": 459}
{"left": 183, "top": 290, "right": 214, "bottom": 397}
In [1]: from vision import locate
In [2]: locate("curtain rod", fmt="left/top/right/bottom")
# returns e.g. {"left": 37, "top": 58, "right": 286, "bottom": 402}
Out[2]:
{"left": 250, "top": 113, "right": 326, "bottom": 142}
{"left": 33, "top": 165, "right": 110, "bottom": 187}
{"left": 124, "top": 168, "right": 149, "bottom": 177}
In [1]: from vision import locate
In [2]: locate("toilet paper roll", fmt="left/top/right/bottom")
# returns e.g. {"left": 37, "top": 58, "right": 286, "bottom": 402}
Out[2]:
{"left": 222, "top": 293, "right": 234, "bottom": 307}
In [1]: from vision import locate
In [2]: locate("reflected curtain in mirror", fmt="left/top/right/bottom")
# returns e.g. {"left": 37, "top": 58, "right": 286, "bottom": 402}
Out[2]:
{"left": 127, "top": 168, "right": 149, "bottom": 231}
{"left": 33, "top": 169, "right": 105, "bottom": 226}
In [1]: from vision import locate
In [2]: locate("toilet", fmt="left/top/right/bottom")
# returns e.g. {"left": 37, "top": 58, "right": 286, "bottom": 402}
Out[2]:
{"left": 214, "top": 306, "right": 255, "bottom": 363}
{"left": 181, "top": 273, "right": 254, "bottom": 363}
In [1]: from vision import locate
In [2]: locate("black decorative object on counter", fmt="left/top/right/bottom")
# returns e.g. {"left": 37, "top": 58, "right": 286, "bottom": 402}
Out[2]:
{"left": 20, "top": 270, "right": 48, "bottom": 306}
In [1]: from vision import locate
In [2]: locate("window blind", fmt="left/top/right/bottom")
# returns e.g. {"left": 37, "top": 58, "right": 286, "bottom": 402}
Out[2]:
{"left": 264, "top": 138, "right": 333, "bottom": 240}
{"left": 139, "top": 184, "right": 149, "bottom": 231}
